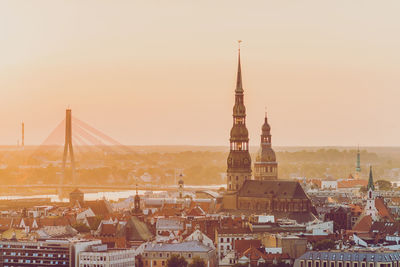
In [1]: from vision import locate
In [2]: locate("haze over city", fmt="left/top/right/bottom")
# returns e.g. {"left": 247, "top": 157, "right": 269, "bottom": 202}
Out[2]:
{"left": 1, "top": 0, "right": 400, "bottom": 146}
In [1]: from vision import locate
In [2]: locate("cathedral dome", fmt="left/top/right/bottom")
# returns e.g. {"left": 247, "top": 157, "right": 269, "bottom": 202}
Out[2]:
{"left": 256, "top": 147, "right": 276, "bottom": 162}
{"left": 230, "top": 125, "right": 248, "bottom": 140}
{"left": 262, "top": 120, "right": 271, "bottom": 132}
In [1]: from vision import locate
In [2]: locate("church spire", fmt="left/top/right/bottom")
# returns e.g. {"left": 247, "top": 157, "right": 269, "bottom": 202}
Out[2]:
{"left": 367, "top": 166, "right": 374, "bottom": 191}
{"left": 227, "top": 41, "right": 251, "bottom": 191}
{"left": 236, "top": 40, "right": 243, "bottom": 93}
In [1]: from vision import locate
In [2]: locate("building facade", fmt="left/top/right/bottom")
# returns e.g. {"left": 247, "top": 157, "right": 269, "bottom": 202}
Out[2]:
{"left": 79, "top": 244, "right": 136, "bottom": 267}
{"left": 294, "top": 250, "right": 400, "bottom": 267}
{"left": 142, "top": 241, "right": 217, "bottom": 267}
{"left": 0, "top": 239, "right": 100, "bottom": 267}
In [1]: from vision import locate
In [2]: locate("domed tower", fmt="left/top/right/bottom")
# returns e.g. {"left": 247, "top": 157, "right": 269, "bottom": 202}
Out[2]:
{"left": 132, "top": 184, "right": 142, "bottom": 214}
{"left": 254, "top": 111, "right": 278, "bottom": 180}
{"left": 227, "top": 42, "right": 252, "bottom": 191}
{"left": 178, "top": 175, "right": 184, "bottom": 199}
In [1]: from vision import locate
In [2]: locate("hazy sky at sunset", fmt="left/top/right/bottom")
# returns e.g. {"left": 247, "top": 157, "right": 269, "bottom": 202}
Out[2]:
{"left": 1, "top": 1, "right": 400, "bottom": 147}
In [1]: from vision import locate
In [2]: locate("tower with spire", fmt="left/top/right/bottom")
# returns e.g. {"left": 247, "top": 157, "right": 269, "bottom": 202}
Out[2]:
{"left": 254, "top": 111, "right": 278, "bottom": 180}
{"left": 365, "top": 166, "right": 378, "bottom": 221}
{"left": 132, "top": 183, "right": 142, "bottom": 214}
{"left": 227, "top": 41, "right": 252, "bottom": 191}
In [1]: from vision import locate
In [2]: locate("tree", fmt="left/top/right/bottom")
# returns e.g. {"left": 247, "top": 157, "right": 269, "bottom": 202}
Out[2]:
{"left": 188, "top": 257, "right": 206, "bottom": 267}
{"left": 313, "top": 239, "right": 335, "bottom": 250}
{"left": 376, "top": 180, "right": 392, "bottom": 191}
{"left": 167, "top": 254, "right": 188, "bottom": 267}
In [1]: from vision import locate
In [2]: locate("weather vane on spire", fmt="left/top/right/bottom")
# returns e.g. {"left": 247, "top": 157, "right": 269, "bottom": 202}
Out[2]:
{"left": 238, "top": 40, "right": 242, "bottom": 51}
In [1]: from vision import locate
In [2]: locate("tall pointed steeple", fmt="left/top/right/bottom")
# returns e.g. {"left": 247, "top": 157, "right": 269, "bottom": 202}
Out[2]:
{"left": 133, "top": 183, "right": 141, "bottom": 214}
{"left": 227, "top": 41, "right": 252, "bottom": 191}
{"left": 367, "top": 166, "right": 375, "bottom": 191}
{"left": 236, "top": 42, "right": 243, "bottom": 93}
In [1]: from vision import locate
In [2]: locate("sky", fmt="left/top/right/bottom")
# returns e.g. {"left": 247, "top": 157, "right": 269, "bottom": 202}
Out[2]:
{"left": 0, "top": 0, "right": 400, "bottom": 147}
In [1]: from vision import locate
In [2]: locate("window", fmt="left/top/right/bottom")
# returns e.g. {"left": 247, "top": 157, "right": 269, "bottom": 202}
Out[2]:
{"left": 308, "top": 261, "right": 312, "bottom": 267}
{"left": 323, "top": 261, "right": 327, "bottom": 267}
{"left": 346, "top": 262, "right": 351, "bottom": 267}
{"left": 300, "top": 261, "right": 305, "bottom": 267}
{"left": 338, "top": 262, "right": 343, "bottom": 267}
{"left": 354, "top": 263, "right": 358, "bottom": 267}
{"left": 362, "top": 263, "right": 366, "bottom": 267}
{"left": 315, "top": 261, "right": 320, "bottom": 267}
{"left": 154, "top": 260, "right": 157, "bottom": 266}
{"left": 331, "top": 262, "right": 336, "bottom": 267}
{"left": 368, "top": 263, "right": 374, "bottom": 267}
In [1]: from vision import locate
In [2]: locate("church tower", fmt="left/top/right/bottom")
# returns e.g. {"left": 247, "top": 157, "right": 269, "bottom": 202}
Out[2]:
{"left": 227, "top": 42, "right": 252, "bottom": 191}
{"left": 365, "top": 166, "right": 378, "bottom": 221}
{"left": 254, "top": 111, "right": 278, "bottom": 180}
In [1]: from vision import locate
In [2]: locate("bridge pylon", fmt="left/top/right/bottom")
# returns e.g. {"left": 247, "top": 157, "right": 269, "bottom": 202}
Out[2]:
{"left": 61, "top": 109, "right": 76, "bottom": 185}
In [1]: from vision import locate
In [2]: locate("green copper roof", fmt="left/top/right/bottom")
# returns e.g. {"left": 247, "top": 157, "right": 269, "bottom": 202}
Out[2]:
{"left": 356, "top": 148, "right": 361, "bottom": 172}
{"left": 367, "top": 166, "right": 374, "bottom": 191}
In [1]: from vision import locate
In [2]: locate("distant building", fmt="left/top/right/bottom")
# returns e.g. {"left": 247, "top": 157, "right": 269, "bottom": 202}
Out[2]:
{"left": 294, "top": 250, "right": 400, "bottom": 267}
{"left": 221, "top": 47, "right": 315, "bottom": 224}
{"left": 70, "top": 188, "right": 84, "bottom": 206}
{"left": 325, "top": 206, "right": 352, "bottom": 232}
{"left": 79, "top": 244, "right": 136, "bottom": 267}
{"left": 142, "top": 241, "right": 217, "bottom": 267}
{"left": 0, "top": 239, "right": 100, "bottom": 266}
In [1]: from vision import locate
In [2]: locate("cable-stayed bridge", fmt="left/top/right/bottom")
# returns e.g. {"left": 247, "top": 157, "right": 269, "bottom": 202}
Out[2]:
{"left": 20, "top": 109, "right": 151, "bottom": 194}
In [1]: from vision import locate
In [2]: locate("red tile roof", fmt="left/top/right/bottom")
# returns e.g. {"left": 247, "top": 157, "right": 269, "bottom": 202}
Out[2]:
{"left": 353, "top": 215, "right": 372, "bottom": 232}
{"left": 375, "top": 197, "right": 394, "bottom": 222}
{"left": 234, "top": 239, "right": 261, "bottom": 255}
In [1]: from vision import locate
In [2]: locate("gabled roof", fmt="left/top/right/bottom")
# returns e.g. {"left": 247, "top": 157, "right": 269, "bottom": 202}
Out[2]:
{"left": 375, "top": 198, "right": 394, "bottom": 222}
{"left": 238, "top": 180, "right": 308, "bottom": 199}
{"left": 234, "top": 239, "right": 261, "bottom": 255}
{"left": 353, "top": 215, "right": 373, "bottom": 232}
{"left": 241, "top": 246, "right": 268, "bottom": 261}
{"left": 187, "top": 205, "right": 206, "bottom": 217}
{"left": 126, "top": 216, "right": 153, "bottom": 241}
{"left": 84, "top": 200, "right": 112, "bottom": 217}
{"left": 371, "top": 221, "right": 400, "bottom": 235}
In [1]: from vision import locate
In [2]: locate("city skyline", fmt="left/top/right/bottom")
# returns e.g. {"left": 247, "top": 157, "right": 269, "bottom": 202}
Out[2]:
{"left": 1, "top": 1, "right": 400, "bottom": 146}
